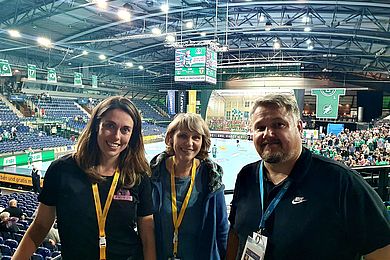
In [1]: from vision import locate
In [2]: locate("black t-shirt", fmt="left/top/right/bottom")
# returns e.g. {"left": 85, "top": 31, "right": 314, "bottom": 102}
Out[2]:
{"left": 39, "top": 155, "right": 154, "bottom": 260}
{"left": 229, "top": 148, "right": 390, "bottom": 260}
{"left": 3, "top": 207, "right": 24, "bottom": 219}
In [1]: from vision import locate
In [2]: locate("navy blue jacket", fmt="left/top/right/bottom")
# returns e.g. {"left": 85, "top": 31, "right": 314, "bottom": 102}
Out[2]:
{"left": 150, "top": 152, "right": 229, "bottom": 260}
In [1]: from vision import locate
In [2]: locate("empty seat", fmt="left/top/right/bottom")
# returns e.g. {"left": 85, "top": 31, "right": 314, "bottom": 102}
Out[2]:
{"left": 36, "top": 246, "right": 51, "bottom": 258}
{"left": 0, "top": 244, "right": 13, "bottom": 256}
{"left": 31, "top": 253, "right": 44, "bottom": 260}
{"left": 4, "top": 238, "right": 18, "bottom": 250}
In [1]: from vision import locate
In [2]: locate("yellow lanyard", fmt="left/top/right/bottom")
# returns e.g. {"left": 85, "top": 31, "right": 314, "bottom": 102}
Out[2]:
{"left": 92, "top": 170, "right": 120, "bottom": 260}
{"left": 170, "top": 157, "right": 197, "bottom": 257}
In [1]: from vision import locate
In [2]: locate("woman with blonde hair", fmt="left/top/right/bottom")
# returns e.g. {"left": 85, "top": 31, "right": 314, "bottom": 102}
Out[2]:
{"left": 150, "top": 113, "right": 228, "bottom": 260}
{"left": 14, "top": 96, "right": 156, "bottom": 260}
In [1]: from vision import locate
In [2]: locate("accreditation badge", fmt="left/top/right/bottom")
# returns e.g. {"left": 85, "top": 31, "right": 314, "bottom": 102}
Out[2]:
{"left": 240, "top": 232, "right": 267, "bottom": 260}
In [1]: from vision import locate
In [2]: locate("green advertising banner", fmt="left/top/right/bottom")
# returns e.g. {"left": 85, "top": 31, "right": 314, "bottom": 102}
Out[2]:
{"left": 311, "top": 88, "right": 346, "bottom": 119}
{"left": 205, "top": 48, "right": 217, "bottom": 84}
{"left": 0, "top": 59, "right": 12, "bottom": 76}
{"left": 74, "top": 72, "right": 83, "bottom": 86}
{"left": 92, "top": 75, "right": 98, "bottom": 88}
{"left": 0, "top": 150, "right": 55, "bottom": 167}
{"left": 28, "top": 64, "right": 37, "bottom": 80}
{"left": 47, "top": 68, "right": 57, "bottom": 83}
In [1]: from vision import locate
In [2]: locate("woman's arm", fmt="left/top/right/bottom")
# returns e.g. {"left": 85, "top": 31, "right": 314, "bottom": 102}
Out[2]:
{"left": 13, "top": 203, "right": 56, "bottom": 260}
{"left": 364, "top": 244, "right": 390, "bottom": 260}
{"left": 138, "top": 214, "right": 156, "bottom": 260}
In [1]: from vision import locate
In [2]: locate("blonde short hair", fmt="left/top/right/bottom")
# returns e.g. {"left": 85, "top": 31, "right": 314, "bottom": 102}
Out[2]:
{"left": 165, "top": 113, "right": 211, "bottom": 160}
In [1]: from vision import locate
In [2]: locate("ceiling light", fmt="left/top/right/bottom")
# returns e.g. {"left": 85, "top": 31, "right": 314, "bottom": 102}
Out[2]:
{"left": 117, "top": 8, "right": 131, "bottom": 21}
{"left": 125, "top": 62, "right": 134, "bottom": 67}
{"left": 37, "top": 37, "right": 52, "bottom": 47}
{"left": 200, "top": 32, "right": 206, "bottom": 37}
{"left": 165, "top": 34, "right": 175, "bottom": 43}
{"left": 161, "top": 4, "right": 169, "bottom": 13}
{"left": 265, "top": 21, "right": 272, "bottom": 31}
{"left": 302, "top": 15, "right": 311, "bottom": 23}
{"left": 307, "top": 44, "right": 314, "bottom": 50}
{"left": 99, "top": 54, "right": 106, "bottom": 60}
{"left": 93, "top": 0, "right": 108, "bottom": 9}
{"left": 82, "top": 50, "right": 89, "bottom": 55}
{"left": 259, "top": 13, "right": 265, "bottom": 22}
{"left": 152, "top": 27, "right": 161, "bottom": 35}
{"left": 304, "top": 26, "right": 311, "bottom": 32}
{"left": 273, "top": 41, "right": 281, "bottom": 49}
{"left": 138, "top": 65, "right": 144, "bottom": 70}
{"left": 306, "top": 39, "right": 312, "bottom": 44}
{"left": 8, "top": 29, "right": 21, "bottom": 38}
{"left": 185, "top": 21, "right": 193, "bottom": 29}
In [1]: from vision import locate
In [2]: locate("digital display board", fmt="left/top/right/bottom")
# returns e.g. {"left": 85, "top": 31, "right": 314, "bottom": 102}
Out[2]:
{"left": 175, "top": 47, "right": 217, "bottom": 84}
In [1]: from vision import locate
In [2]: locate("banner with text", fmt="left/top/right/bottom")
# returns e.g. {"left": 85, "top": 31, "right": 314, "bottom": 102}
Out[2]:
{"left": 92, "top": 75, "right": 98, "bottom": 88}
{"left": 47, "top": 68, "right": 57, "bottom": 83}
{"left": 28, "top": 64, "right": 37, "bottom": 80}
{"left": 188, "top": 90, "right": 197, "bottom": 113}
{"left": 167, "top": 90, "right": 176, "bottom": 115}
{"left": 177, "top": 91, "right": 187, "bottom": 113}
{"left": 0, "top": 59, "right": 12, "bottom": 76}
{"left": 74, "top": 72, "right": 83, "bottom": 86}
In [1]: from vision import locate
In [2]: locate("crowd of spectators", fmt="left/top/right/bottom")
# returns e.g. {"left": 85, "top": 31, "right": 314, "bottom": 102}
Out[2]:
{"left": 305, "top": 124, "right": 390, "bottom": 167}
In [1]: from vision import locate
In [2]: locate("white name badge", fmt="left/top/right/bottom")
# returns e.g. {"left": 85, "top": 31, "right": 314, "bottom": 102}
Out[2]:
{"left": 240, "top": 232, "right": 268, "bottom": 260}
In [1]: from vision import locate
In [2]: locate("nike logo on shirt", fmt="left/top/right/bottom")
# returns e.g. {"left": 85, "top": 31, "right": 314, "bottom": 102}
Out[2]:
{"left": 292, "top": 197, "right": 307, "bottom": 204}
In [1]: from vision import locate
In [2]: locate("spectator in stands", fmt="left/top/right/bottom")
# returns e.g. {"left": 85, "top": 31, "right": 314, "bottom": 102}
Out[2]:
{"left": 150, "top": 113, "right": 228, "bottom": 260}
{"left": 13, "top": 96, "right": 156, "bottom": 260}
{"left": 31, "top": 164, "right": 41, "bottom": 193}
{"left": 226, "top": 94, "right": 390, "bottom": 260}
{"left": 2, "top": 199, "right": 25, "bottom": 220}
{"left": 26, "top": 146, "right": 34, "bottom": 167}
{"left": 0, "top": 212, "right": 19, "bottom": 233}
{"left": 42, "top": 226, "right": 60, "bottom": 251}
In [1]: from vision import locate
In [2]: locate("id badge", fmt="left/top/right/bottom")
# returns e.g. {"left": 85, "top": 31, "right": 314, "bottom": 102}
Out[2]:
{"left": 240, "top": 232, "right": 268, "bottom": 260}
{"left": 167, "top": 257, "right": 181, "bottom": 260}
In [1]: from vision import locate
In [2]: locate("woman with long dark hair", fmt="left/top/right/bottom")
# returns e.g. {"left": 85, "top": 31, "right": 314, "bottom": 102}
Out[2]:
{"left": 14, "top": 96, "right": 156, "bottom": 260}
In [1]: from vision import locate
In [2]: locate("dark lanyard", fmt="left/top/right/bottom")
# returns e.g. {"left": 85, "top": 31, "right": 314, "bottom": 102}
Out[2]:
{"left": 259, "top": 161, "right": 291, "bottom": 230}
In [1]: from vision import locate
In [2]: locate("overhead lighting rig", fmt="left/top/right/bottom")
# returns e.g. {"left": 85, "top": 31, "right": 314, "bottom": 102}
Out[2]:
{"left": 165, "top": 40, "right": 229, "bottom": 52}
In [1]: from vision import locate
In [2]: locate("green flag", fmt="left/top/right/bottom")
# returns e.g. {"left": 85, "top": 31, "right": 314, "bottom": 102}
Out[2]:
{"left": 47, "top": 68, "right": 57, "bottom": 83}
{"left": 92, "top": 75, "right": 98, "bottom": 88}
{"left": 0, "top": 59, "right": 12, "bottom": 76}
{"left": 311, "top": 88, "right": 346, "bottom": 119}
{"left": 28, "top": 64, "right": 36, "bottom": 81}
{"left": 74, "top": 72, "right": 82, "bottom": 86}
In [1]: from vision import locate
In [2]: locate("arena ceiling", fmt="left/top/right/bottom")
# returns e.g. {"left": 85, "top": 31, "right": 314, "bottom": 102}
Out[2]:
{"left": 0, "top": 0, "right": 390, "bottom": 98}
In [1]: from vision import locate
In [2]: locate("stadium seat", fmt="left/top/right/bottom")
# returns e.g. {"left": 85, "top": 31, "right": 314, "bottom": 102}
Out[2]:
{"left": 31, "top": 253, "right": 44, "bottom": 260}
{"left": 13, "top": 233, "right": 23, "bottom": 243}
{"left": 0, "top": 244, "right": 13, "bottom": 256}
{"left": 4, "top": 238, "right": 18, "bottom": 250}
{"left": 36, "top": 246, "right": 51, "bottom": 258}
{"left": 51, "top": 251, "right": 61, "bottom": 258}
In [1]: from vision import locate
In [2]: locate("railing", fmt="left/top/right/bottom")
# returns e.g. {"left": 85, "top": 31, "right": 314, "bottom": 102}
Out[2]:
{"left": 224, "top": 165, "right": 390, "bottom": 202}
{"left": 352, "top": 165, "right": 390, "bottom": 201}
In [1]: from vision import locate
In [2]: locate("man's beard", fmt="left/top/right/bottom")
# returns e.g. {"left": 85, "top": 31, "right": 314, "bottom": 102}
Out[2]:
{"left": 262, "top": 151, "right": 284, "bottom": 163}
